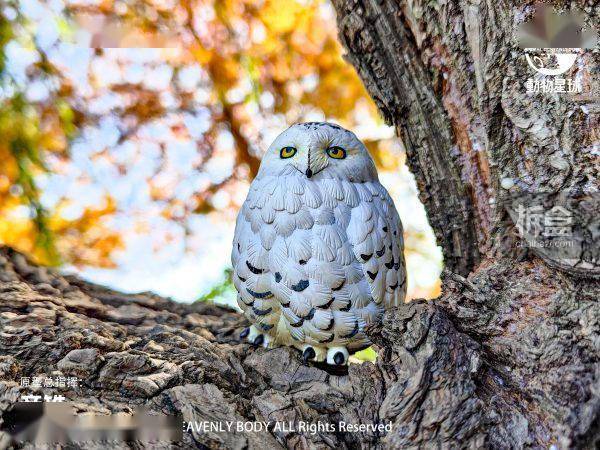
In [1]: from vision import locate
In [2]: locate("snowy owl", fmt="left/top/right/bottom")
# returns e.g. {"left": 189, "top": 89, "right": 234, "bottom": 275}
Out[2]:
{"left": 232, "top": 122, "right": 406, "bottom": 365}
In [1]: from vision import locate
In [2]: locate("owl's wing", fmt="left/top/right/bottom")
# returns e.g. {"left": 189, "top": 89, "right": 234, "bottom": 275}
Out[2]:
{"left": 231, "top": 178, "right": 281, "bottom": 333}
{"left": 346, "top": 182, "right": 406, "bottom": 308}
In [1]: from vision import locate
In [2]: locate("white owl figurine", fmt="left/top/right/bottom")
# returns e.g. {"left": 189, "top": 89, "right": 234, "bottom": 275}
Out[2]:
{"left": 232, "top": 122, "right": 406, "bottom": 365}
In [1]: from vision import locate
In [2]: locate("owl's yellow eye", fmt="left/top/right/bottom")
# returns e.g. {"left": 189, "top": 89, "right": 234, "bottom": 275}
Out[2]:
{"left": 326, "top": 146, "right": 347, "bottom": 159}
{"left": 280, "top": 146, "right": 297, "bottom": 159}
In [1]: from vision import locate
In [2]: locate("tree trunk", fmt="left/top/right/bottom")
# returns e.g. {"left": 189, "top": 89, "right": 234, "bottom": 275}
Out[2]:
{"left": 330, "top": 0, "right": 599, "bottom": 447}
{"left": 0, "top": 1, "right": 598, "bottom": 449}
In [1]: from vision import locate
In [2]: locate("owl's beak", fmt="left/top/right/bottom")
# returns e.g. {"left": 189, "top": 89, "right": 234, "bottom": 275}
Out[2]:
{"left": 305, "top": 168, "right": 313, "bottom": 178}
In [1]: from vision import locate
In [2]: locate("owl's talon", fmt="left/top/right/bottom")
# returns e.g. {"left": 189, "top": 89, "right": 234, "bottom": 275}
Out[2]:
{"left": 253, "top": 334, "right": 264, "bottom": 347}
{"left": 297, "top": 344, "right": 327, "bottom": 362}
{"left": 327, "top": 347, "right": 349, "bottom": 365}
{"left": 302, "top": 346, "right": 316, "bottom": 363}
{"left": 244, "top": 325, "right": 272, "bottom": 348}
{"left": 245, "top": 325, "right": 260, "bottom": 343}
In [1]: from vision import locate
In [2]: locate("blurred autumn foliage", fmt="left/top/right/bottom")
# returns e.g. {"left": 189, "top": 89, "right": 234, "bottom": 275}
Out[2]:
{"left": 1, "top": 0, "right": 383, "bottom": 265}
{"left": 0, "top": 10, "right": 120, "bottom": 266}
{"left": 0, "top": 0, "right": 440, "bottom": 299}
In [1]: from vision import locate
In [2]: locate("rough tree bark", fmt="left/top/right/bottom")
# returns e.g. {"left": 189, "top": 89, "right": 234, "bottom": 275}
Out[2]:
{"left": 0, "top": 1, "right": 598, "bottom": 449}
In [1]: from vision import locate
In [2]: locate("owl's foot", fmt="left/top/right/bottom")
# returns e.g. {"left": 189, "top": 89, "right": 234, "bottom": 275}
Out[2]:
{"left": 301, "top": 344, "right": 327, "bottom": 363}
{"left": 241, "top": 325, "right": 272, "bottom": 348}
{"left": 299, "top": 344, "right": 348, "bottom": 365}
{"left": 326, "top": 346, "right": 349, "bottom": 366}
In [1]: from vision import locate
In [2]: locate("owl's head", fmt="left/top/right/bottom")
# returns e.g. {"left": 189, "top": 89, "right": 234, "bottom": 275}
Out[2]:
{"left": 257, "top": 122, "right": 378, "bottom": 182}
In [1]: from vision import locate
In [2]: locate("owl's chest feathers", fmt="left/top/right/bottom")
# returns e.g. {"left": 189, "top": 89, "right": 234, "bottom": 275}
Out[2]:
{"left": 238, "top": 173, "right": 382, "bottom": 298}
{"left": 245, "top": 173, "right": 380, "bottom": 225}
